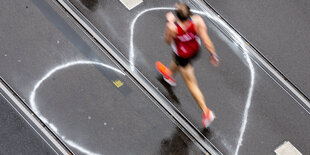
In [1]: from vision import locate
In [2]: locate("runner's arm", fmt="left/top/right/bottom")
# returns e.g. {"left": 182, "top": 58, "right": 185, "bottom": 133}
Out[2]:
{"left": 196, "top": 16, "right": 217, "bottom": 56}
{"left": 195, "top": 16, "right": 219, "bottom": 66}
{"left": 164, "top": 22, "right": 175, "bottom": 44}
{"left": 165, "top": 23, "right": 171, "bottom": 44}
{"left": 166, "top": 12, "right": 176, "bottom": 23}
{"left": 165, "top": 12, "right": 176, "bottom": 44}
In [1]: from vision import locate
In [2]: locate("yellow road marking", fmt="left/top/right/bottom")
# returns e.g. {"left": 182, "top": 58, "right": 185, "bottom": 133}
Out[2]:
{"left": 113, "top": 80, "right": 124, "bottom": 88}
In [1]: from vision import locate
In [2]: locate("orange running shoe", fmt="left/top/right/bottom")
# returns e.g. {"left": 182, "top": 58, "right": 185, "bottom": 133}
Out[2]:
{"left": 202, "top": 109, "right": 215, "bottom": 128}
{"left": 156, "top": 61, "right": 176, "bottom": 86}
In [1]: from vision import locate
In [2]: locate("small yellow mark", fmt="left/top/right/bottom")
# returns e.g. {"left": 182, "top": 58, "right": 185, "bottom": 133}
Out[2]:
{"left": 113, "top": 80, "right": 124, "bottom": 88}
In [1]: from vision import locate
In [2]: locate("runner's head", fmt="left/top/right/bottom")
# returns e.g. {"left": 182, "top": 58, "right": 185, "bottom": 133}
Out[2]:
{"left": 175, "top": 2, "right": 191, "bottom": 22}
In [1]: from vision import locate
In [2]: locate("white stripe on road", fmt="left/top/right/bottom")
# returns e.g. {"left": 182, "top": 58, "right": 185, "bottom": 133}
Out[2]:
{"left": 275, "top": 141, "right": 302, "bottom": 155}
{"left": 120, "top": 0, "right": 143, "bottom": 10}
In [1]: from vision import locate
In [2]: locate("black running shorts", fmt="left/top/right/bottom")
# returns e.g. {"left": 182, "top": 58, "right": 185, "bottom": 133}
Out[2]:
{"left": 173, "top": 50, "right": 200, "bottom": 67}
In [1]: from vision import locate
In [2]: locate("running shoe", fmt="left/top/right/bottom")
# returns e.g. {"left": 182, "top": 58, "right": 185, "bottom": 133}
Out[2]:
{"left": 163, "top": 76, "right": 176, "bottom": 86}
{"left": 202, "top": 110, "right": 215, "bottom": 128}
{"left": 156, "top": 61, "right": 176, "bottom": 86}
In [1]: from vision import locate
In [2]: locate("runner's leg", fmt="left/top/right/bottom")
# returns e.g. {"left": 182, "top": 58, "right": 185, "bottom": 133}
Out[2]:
{"left": 179, "top": 64, "right": 208, "bottom": 112}
{"left": 169, "top": 60, "right": 178, "bottom": 77}
{"left": 179, "top": 64, "right": 215, "bottom": 127}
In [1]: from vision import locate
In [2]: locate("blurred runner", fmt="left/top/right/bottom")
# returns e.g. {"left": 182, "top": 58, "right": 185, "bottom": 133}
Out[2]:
{"left": 159, "top": 2, "right": 219, "bottom": 128}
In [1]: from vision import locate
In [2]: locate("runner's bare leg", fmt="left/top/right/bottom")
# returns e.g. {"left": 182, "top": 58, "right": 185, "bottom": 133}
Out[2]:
{"left": 169, "top": 60, "right": 178, "bottom": 77}
{"left": 179, "top": 64, "right": 208, "bottom": 112}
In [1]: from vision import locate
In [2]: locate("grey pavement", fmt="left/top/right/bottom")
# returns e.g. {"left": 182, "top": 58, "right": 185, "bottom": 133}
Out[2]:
{"left": 0, "top": 0, "right": 309, "bottom": 154}
{"left": 0, "top": 0, "right": 203, "bottom": 154}
{"left": 206, "top": 0, "right": 310, "bottom": 98}
{"left": 0, "top": 92, "right": 56, "bottom": 154}
{"left": 68, "top": 0, "right": 310, "bottom": 154}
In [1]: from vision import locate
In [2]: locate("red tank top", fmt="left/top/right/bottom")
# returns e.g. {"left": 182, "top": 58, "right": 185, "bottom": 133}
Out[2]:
{"left": 172, "top": 19, "right": 200, "bottom": 58}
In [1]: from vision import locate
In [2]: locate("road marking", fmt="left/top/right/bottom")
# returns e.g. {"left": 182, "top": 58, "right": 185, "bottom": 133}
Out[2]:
{"left": 56, "top": 1, "right": 221, "bottom": 154}
{"left": 275, "top": 141, "right": 302, "bottom": 155}
{"left": 129, "top": 7, "right": 255, "bottom": 155}
{"left": 29, "top": 60, "right": 123, "bottom": 155}
{"left": 193, "top": 0, "right": 310, "bottom": 112}
{"left": 119, "top": 0, "right": 143, "bottom": 10}
{"left": 113, "top": 79, "right": 124, "bottom": 88}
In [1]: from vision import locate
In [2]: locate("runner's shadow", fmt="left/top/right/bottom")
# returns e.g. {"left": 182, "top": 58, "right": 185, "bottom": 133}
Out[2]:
{"left": 81, "top": 0, "right": 98, "bottom": 11}
{"left": 160, "top": 127, "right": 193, "bottom": 155}
{"left": 201, "top": 127, "right": 229, "bottom": 154}
{"left": 201, "top": 127, "right": 215, "bottom": 140}
{"left": 160, "top": 127, "right": 215, "bottom": 154}
{"left": 157, "top": 76, "right": 180, "bottom": 104}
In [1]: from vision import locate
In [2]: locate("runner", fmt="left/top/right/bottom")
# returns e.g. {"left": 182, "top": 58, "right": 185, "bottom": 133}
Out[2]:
{"left": 161, "top": 2, "right": 219, "bottom": 128}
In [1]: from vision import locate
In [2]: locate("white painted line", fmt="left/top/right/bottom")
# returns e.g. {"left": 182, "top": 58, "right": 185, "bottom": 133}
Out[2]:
{"left": 57, "top": 1, "right": 310, "bottom": 155}
{"left": 128, "top": 7, "right": 255, "bottom": 155}
{"left": 30, "top": 60, "right": 124, "bottom": 115}
{"left": 29, "top": 60, "right": 123, "bottom": 155}
{"left": 275, "top": 141, "right": 302, "bottom": 155}
{"left": 0, "top": 81, "right": 69, "bottom": 155}
{"left": 192, "top": 0, "right": 310, "bottom": 112}
{"left": 56, "top": 1, "right": 220, "bottom": 154}
{"left": 120, "top": 0, "right": 143, "bottom": 10}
